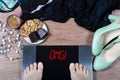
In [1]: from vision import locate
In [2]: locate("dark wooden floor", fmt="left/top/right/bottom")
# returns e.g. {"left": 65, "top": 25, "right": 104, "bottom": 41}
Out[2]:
{"left": 0, "top": 7, "right": 120, "bottom": 80}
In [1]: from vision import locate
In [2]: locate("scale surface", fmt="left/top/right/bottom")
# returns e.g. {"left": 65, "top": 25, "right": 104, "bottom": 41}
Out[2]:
{"left": 22, "top": 46, "right": 93, "bottom": 80}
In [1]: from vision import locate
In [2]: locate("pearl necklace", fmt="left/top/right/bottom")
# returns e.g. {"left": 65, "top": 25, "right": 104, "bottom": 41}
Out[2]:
{"left": 0, "top": 21, "right": 23, "bottom": 61}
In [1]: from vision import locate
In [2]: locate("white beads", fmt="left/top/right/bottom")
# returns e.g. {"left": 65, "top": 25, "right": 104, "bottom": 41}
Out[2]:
{"left": 1, "top": 39, "right": 6, "bottom": 45}
{"left": 2, "top": 28, "right": 6, "bottom": 32}
{"left": 7, "top": 37, "right": 12, "bottom": 43}
{"left": 17, "top": 44, "right": 20, "bottom": 48}
{"left": 9, "top": 57, "right": 13, "bottom": 61}
{"left": 3, "top": 50, "right": 7, "bottom": 53}
{"left": 15, "top": 50, "right": 19, "bottom": 53}
{"left": 15, "top": 37, "right": 19, "bottom": 41}
{"left": 16, "top": 34, "right": 20, "bottom": 37}
{"left": 9, "top": 31, "right": 14, "bottom": 35}
{"left": 8, "top": 39, "right": 11, "bottom": 42}
{"left": 7, "top": 44, "right": 11, "bottom": 48}
{"left": 8, "top": 39, "right": 12, "bottom": 43}
{"left": 0, "top": 23, "right": 2, "bottom": 27}
{"left": 0, "top": 21, "right": 22, "bottom": 61}
{"left": 2, "top": 41, "right": 6, "bottom": 45}
{"left": 2, "top": 24, "right": 6, "bottom": 28}
{"left": 7, "top": 37, "right": 10, "bottom": 40}
{"left": 2, "top": 39, "right": 5, "bottom": 42}
{"left": 0, "top": 50, "right": 3, "bottom": 54}
{"left": 18, "top": 41, "right": 21, "bottom": 45}
{"left": 7, "top": 49, "right": 10, "bottom": 52}
{"left": 0, "top": 26, "right": 1, "bottom": 30}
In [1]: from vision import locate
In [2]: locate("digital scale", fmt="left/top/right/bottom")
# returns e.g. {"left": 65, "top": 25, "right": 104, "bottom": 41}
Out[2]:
{"left": 22, "top": 46, "right": 93, "bottom": 80}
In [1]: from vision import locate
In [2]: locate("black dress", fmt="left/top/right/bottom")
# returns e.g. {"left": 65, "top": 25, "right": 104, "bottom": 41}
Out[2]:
{"left": 18, "top": 0, "right": 120, "bottom": 32}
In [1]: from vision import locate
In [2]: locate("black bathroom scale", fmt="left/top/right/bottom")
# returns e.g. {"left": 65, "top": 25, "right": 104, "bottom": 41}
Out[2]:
{"left": 22, "top": 46, "right": 93, "bottom": 80}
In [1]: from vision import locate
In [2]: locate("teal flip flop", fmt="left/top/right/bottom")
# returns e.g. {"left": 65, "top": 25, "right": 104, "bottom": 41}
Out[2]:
{"left": 93, "top": 36, "right": 120, "bottom": 71}
{"left": 92, "top": 19, "right": 120, "bottom": 56}
{"left": 108, "top": 14, "right": 120, "bottom": 23}
{"left": 0, "top": 0, "right": 18, "bottom": 12}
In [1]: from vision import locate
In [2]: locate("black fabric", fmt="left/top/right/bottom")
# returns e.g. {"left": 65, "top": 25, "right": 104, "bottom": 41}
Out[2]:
{"left": 18, "top": 0, "right": 48, "bottom": 12}
{"left": 18, "top": 0, "right": 120, "bottom": 32}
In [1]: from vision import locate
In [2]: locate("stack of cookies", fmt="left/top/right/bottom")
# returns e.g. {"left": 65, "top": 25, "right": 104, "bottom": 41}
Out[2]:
{"left": 19, "top": 19, "right": 48, "bottom": 42}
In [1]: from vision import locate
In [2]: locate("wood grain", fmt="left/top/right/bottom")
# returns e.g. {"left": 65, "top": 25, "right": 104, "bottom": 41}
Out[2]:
{"left": 0, "top": 7, "right": 120, "bottom": 80}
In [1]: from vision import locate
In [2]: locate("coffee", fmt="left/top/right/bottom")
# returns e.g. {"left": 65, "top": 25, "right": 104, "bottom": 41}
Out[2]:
{"left": 7, "top": 15, "right": 20, "bottom": 29}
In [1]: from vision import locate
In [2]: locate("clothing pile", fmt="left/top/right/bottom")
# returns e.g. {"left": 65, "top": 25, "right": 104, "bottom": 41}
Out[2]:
{"left": 19, "top": 0, "right": 120, "bottom": 31}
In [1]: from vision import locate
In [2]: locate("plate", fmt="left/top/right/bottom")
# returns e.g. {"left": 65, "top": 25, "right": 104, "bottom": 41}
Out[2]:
{"left": 24, "top": 23, "right": 48, "bottom": 44}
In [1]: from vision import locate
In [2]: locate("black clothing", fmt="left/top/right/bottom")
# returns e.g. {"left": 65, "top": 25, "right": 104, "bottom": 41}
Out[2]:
{"left": 18, "top": 0, "right": 120, "bottom": 31}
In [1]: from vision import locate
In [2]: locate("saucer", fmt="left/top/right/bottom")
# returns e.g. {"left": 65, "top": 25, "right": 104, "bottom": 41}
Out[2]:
{"left": 24, "top": 23, "right": 48, "bottom": 44}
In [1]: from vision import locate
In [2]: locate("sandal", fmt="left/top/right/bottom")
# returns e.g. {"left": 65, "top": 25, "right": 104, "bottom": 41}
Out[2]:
{"left": 0, "top": 0, "right": 18, "bottom": 12}
{"left": 92, "top": 19, "right": 120, "bottom": 56}
{"left": 108, "top": 14, "right": 120, "bottom": 23}
{"left": 93, "top": 36, "right": 120, "bottom": 71}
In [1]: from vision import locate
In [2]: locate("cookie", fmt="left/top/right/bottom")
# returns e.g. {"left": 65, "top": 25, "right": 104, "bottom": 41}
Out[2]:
{"left": 19, "top": 19, "right": 43, "bottom": 37}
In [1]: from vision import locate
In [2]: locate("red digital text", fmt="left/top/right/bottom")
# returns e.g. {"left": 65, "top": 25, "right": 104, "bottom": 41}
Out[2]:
{"left": 49, "top": 50, "right": 67, "bottom": 61}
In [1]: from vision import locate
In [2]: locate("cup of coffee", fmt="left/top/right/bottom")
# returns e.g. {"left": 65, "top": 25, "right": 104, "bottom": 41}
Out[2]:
{"left": 7, "top": 13, "right": 21, "bottom": 29}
